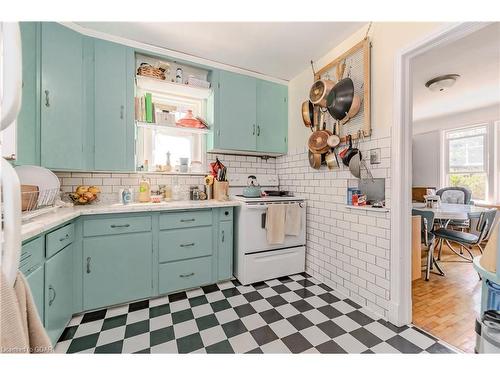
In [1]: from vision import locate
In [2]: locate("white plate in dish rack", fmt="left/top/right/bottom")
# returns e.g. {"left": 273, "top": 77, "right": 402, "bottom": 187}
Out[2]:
{"left": 14, "top": 165, "right": 61, "bottom": 206}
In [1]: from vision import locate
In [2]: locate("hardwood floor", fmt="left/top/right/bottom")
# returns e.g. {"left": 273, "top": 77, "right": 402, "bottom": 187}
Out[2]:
{"left": 412, "top": 242, "right": 482, "bottom": 353}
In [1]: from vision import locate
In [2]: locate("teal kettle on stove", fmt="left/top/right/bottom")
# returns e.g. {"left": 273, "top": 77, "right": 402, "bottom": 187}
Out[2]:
{"left": 243, "top": 175, "right": 262, "bottom": 198}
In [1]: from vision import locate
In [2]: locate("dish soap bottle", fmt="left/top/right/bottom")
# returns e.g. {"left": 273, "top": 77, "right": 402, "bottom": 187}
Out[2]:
{"left": 138, "top": 176, "right": 151, "bottom": 203}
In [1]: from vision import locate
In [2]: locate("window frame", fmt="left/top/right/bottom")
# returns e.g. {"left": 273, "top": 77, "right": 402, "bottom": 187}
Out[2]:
{"left": 441, "top": 122, "right": 498, "bottom": 203}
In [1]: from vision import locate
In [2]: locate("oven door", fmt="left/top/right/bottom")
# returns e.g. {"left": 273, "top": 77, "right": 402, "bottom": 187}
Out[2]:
{"left": 236, "top": 201, "right": 306, "bottom": 254}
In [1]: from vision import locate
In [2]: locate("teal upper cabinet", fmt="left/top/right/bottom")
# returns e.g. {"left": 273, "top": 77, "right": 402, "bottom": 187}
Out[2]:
{"left": 17, "top": 22, "right": 40, "bottom": 165}
{"left": 257, "top": 80, "right": 288, "bottom": 154}
{"left": 217, "top": 70, "right": 257, "bottom": 152}
{"left": 93, "top": 39, "right": 135, "bottom": 171}
{"left": 211, "top": 70, "right": 288, "bottom": 155}
{"left": 40, "top": 23, "right": 85, "bottom": 170}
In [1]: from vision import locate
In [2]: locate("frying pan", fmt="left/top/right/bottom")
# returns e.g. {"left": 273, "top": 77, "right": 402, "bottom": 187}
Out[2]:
{"left": 308, "top": 129, "right": 331, "bottom": 154}
{"left": 327, "top": 121, "right": 340, "bottom": 148}
{"left": 326, "top": 78, "right": 354, "bottom": 121}
{"left": 301, "top": 100, "right": 314, "bottom": 127}
{"left": 340, "top": 95, "right": 362, "bottom": 125}
{"left": 309, "top": 79, "right": 335, "bottom": 108}
{"left": 308, "top": 150, "right": 321, "bottom": 169}
{"left": 348, "top": 152, "right": 362, "bottom": 178}
{"left": 340, "top": 134, "right": 361, "bottom": 167}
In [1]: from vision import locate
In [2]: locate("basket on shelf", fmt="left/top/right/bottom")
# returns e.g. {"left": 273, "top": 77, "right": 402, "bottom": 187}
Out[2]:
{"left": 137, "top": 64, "right": 166, "bottom": 80}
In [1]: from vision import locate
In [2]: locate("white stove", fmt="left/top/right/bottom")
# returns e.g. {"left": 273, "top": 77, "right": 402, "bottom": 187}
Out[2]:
{"left": 229, "top": 174, "right": 306, "bottom": 285}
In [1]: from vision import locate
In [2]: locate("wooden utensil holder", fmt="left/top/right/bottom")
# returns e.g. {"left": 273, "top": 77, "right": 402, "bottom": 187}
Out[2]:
{"left": 213, "top": 181, "right": 229, "bottom": 201}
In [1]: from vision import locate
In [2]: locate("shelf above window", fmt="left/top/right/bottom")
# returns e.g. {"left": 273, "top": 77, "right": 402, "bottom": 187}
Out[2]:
{"left": 136, "top": 121, "right": 210, "bottom": 135}
{"left": 135, "top": 75, "right": 212, "bottom": 100}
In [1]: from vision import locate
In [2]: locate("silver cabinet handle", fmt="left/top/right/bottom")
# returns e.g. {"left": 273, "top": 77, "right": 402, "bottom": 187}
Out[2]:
{"left": 110, "top": 224, "right": 130, "bottom": 228}
{"left": 179, "top": 272, "right": 195, "bottom": 278}
{"left": 252, "top": 124, "right": 256, "bottom": 135}
{"left": 59, "top": 233, "right": 69, "bottom": 242}
{"left": 44, "top": 90, "right": 50, "bottom": 107}
{"left": 222, "top": 230, "right": 225, "bottom": 243}
{"left": 48, "top": 285, "right": 56, "bottom": 306}
{"left": 86, "top": 257, "right": 91, "bottom": 274}
{"left": 257, "top": 125, "right": 260, "bottom": 136}
{"left": 180, "top": 243, "right": 195, "bottom": 248}
{"left": 180, "top": 218, "right": 195, "bottom": 223}
{"left": 120, "top": 105, "right": 124, "bottom": 119}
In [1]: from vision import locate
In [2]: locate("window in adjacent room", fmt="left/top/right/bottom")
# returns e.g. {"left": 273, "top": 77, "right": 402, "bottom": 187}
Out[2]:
{"left": 445, "top": 124, "right": 488, "bottom": 201}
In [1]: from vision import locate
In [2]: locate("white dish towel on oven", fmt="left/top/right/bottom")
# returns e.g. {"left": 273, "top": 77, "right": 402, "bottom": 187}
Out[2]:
{"left": 285, "top": 203, "right": 301, "bottom": 236}
{"left": 265, "top": 204, "right": 286, "bottom": 244}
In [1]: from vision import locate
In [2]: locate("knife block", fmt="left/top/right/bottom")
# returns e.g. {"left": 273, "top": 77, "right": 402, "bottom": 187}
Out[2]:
{"left": 213, "top": 181, "right": 229, "bottom": 201}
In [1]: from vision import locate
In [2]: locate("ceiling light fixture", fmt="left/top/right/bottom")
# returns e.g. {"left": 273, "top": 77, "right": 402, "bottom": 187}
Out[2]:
{"left": 425, "top": 74, "right": 460, "bottom": 92}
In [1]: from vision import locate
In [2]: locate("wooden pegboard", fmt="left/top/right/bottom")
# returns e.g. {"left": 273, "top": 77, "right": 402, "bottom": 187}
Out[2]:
{"left": 314, "top": 38, "right": 371, "bottom": 143}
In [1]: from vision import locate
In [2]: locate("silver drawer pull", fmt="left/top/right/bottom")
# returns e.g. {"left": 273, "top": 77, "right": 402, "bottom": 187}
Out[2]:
{"left": 59, "top": 233, "right": 70, "bottom": 242}
{"left": 179, "top": 272, "right": 195, "bottom": 278}
{"left": 48, "top": 285, "right": 56, "bottom": 306}
{"left": 110, "top": 224, "right": 130, "bottom": 228}
{"left": 180, "top": 218, "right": 195, "bottom": 223}
{"left": 222, "top": 230, "right": 225, "bottom": 243}
{"left": 44, "top": 90, "right": 50, "bottom": 107}
{"left": 86, "top": 257, "right": 91, "bottom": 274}
{"left": 180, "top": 243, "right": 195, "bottom": 248}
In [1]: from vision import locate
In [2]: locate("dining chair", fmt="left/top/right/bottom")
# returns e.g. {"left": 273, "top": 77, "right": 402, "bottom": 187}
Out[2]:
{"left": 436, "top": 187, "right": 473, "bottom": 205}
{"left": 433, "top": 208, "right": 498, "bottom": 262}
{"left": 412, "top": 209, "right": 445, "bottom": 281}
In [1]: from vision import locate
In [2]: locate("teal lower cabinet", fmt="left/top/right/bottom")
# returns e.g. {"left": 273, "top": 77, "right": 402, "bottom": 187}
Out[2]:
{"left": 159, "top": 257, "right": 213, "bottom": 295}
{"left": 44, "top": 244, "right": 74, "bottom": 345}
{"left": 83, "top": 232, "right": 153, "bottom": 311}
{"left": 25, "top": 265, "right": 44, "bottom": 322}
{"left": 20, "top": 207, "right": 234, "bottom": 343}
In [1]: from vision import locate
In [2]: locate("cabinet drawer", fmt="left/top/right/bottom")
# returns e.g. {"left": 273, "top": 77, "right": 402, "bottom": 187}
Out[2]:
{"left": 220, "top": 207, "right": 233, "bottom": 222}
{"left": 159, "top": 256, "right": 212, "bottom": 295}
{"left": 159, "top": 227, "right": 213, "bottom": 262}
{"left": 83, "top": 216, "right": 151, "bottom": 237}
{"left": 159, "top": 210, "right": 212, "bottom": 230}
{"left": 46, "top": 223, "right": 74, "bottom": 258}
{"left": 20, "top": 236, "right": 45, "bottom": 274}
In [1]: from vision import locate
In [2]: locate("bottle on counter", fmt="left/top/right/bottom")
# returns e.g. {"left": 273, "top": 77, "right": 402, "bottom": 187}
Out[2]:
{"left": 121, "top": 187, "right": 132, "bottom": 204}
{"left": 138, "top": 176, "right": 151, "bottom": 203}
{"left": 172, "top": 176, "right": 181, "bottom": 201}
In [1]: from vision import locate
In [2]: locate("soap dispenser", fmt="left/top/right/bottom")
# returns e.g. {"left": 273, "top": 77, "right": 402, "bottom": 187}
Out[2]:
{"left": 138, "top": 176, "right": 151, "bottom": 203}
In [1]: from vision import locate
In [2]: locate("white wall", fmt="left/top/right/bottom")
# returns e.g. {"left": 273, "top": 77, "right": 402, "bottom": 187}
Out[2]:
{"left": 282, "top": 22, "right": 447, "bottom": 319}
{"left": 412, "top": 131, "right": 440, "bottom": 187}
{"left": 287, "top": 22, "right": 443, "bottom": 151}
{"left": 413, "top": 103, "right": 500, "bottom": 135}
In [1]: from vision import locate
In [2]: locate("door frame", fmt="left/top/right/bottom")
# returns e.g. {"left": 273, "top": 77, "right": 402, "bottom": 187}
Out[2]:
{"left": 388, "top": 22, "right": 492, "bottom": 326}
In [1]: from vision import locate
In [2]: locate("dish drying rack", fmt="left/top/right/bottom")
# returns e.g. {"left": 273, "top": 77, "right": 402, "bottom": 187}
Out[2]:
{"left": 21, "top": 188, "right": 60, "bottom": 221}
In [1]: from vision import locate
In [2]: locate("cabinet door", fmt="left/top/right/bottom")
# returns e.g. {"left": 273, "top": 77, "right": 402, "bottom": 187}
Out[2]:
{"left": 16, "top": 22, "right": 40, "bottom": 165}
{"left": 40, "top": 23, "right": 84, "bottom": 170}
{"left": 25, "top": 265, "right": 44, "bottom": 323}
{"left": 94, "top": 39, "right": 135, "bottom": 171}
{"left": 83, "top": 233, "right": 152, "bottom": 310}
{"left": 45, "top": 244, "right": 74, "bottom": 344}
{"left": 257, "top": 80, "right": 288, "bottom": 153}
{"left": 218, "top": 71, "right": 257, "bottom": 151}
{"left": 218, "top": 220, "right": 233, "bottom": 280}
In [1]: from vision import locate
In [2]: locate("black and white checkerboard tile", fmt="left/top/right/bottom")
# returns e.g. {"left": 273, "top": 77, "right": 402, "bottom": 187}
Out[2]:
{"left": 55, "top": 273, "right": 457, "bottom": 354}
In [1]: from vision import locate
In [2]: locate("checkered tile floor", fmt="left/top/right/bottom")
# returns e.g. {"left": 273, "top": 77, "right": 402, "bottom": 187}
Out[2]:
{"left": 54, "top": 273, "right": 456, "bottom": 354}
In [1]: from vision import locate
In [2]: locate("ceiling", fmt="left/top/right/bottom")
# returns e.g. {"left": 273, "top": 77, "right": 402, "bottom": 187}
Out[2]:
{"left": 76, "top": 22, "right": 366, "bottom": 80}
{"left": 412, "top": 23, "right": 500, "bottom": 123}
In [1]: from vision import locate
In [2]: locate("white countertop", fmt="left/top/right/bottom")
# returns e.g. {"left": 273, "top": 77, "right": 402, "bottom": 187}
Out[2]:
{"left": 21, "top": 200, "right": 240, "bottom": 241}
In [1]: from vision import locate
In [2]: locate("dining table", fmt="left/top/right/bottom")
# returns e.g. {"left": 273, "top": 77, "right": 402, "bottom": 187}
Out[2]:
{"left": 412, "top": 202, "right": 490, "bottom": 263}
{"left": 412, "top": 202, "right": 488, "bottom": 221}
